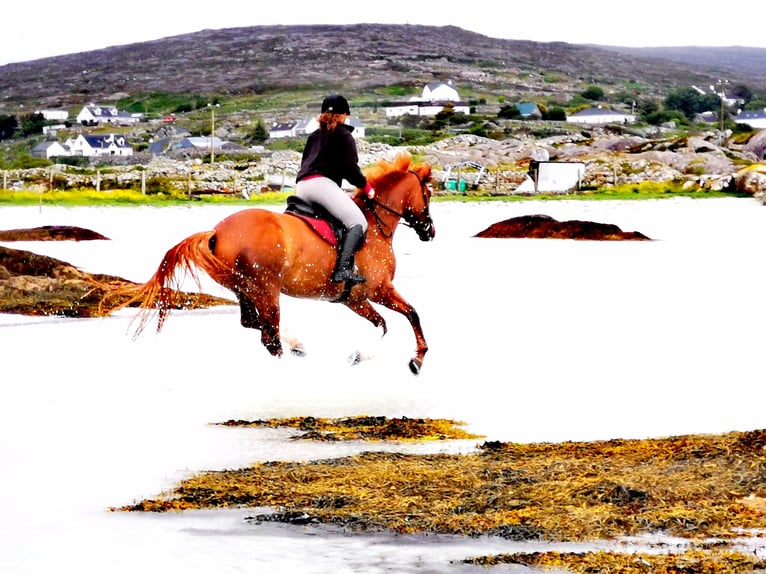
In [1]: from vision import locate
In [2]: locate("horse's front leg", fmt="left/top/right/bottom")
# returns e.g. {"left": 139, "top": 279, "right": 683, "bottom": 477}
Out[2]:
{"left": 368, "top": 288, "right": 428, "bottom": 375}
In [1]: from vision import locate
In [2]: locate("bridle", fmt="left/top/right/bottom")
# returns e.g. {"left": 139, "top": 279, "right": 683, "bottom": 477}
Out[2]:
{"left": 363, "top": 170, "right": 434, "bottom": 240}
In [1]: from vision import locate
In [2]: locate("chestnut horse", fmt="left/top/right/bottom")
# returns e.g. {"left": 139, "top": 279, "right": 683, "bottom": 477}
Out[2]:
{"left": 119, "top": 153, "right": 435, "bottom": 374}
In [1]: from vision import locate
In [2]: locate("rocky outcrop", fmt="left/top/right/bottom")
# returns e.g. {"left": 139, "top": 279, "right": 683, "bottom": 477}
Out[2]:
{"left": 734, "top": 164, "right": 766, "bottom": 202}
{"left": 3, "top": 128, "right": 765, "bottom": 197}
{"left": 0, "top": 225, "right": 110, "bottom": 241}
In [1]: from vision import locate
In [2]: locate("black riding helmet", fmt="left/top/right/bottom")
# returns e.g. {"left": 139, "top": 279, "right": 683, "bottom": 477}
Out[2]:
{"left": 321, "top": 94, "right": 350, "bottom": 115}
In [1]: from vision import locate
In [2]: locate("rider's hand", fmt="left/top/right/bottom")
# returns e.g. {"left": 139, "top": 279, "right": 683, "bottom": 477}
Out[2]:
{"left": 364, "top": 182, "right": 375, "bottom": 199}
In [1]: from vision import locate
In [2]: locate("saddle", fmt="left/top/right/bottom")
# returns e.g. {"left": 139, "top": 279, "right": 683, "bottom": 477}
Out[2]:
{"left": 285, "top": 196, "right": 344, "bottom": 248}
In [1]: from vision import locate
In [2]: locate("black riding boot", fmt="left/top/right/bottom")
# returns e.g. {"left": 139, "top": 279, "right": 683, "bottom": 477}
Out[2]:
{"left": 331, "top": 224, "right": 366, "bottom": 284}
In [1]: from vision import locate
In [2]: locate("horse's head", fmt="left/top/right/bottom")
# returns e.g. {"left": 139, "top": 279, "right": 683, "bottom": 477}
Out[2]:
{"left": 403, "top": 164, "right": 435, "bottom": 242}
{"left": 362, "top": 153, "right": 436, "bottom": 242}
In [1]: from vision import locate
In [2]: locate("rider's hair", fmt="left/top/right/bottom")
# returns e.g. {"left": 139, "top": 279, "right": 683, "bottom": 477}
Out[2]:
{"left": 318, "top": 111, "right": 347, "bottom": 131}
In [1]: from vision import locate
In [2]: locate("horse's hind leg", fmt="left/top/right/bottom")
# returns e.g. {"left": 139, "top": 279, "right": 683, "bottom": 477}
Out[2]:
{"left": 237, "top": 292, "right": 260, "bottom": 330}
{"left": 236, "top": 286, "right": 284, "bottom": 358}
{"left": 240, "top": 292, "right": 303, "bottom": 353}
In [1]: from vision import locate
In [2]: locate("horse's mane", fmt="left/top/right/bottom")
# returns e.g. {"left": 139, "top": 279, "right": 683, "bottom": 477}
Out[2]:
{"left": 363, "top": 153, "right": 415, "bottom": 189}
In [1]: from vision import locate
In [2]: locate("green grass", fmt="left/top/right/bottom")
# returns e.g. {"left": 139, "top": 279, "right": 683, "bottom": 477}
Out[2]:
{"left": 0, "top": 183, "right": 748, "bottom": 207}
{"left": 0, "top": 188, "right": 290, "bottom": 206}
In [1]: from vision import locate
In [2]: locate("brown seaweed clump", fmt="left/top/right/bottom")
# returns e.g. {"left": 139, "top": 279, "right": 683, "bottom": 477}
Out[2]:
{"left": 466, "top": 549, "right": 766, "bottom": 573}
{"left": 215, "top": 415, "right": 481, "bottom": 441}
{"left": 117, "top": 427, "right": 766, "bottom": 572}
{"left": 0, "top": 244, "right": 233, "bottom": 317}
{"left": 119, "top": 429, "right": 766, "bottom": 540}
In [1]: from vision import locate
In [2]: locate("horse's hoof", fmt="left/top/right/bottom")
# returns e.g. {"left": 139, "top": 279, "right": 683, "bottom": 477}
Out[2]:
{"left": 348, "top": 350, "right": 362, "bottom": 366}
{"left": 291, "top": 345, "right": 306, "bottom": 357}
{"left": 408, "top": 358, "right": 422, "bottom": 375}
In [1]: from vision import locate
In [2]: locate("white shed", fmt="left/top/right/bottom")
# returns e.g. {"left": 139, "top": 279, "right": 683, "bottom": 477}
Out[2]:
{"left": 567, "top": 107, "right": 636, "bottom": 125}
{"left": 31, "top": 140, "right": 69, "bottom": 159}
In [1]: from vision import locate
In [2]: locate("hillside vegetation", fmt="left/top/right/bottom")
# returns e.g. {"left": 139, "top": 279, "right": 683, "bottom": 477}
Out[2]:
{"left": 1, "top": 24, "right": 765, "bottom": 116}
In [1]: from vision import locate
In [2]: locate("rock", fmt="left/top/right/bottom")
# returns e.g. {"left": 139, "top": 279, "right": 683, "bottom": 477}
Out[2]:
{"left": 0, "top": 225, "right": 110, "bottom": 241}
{"left": 735, "top": 164, "right": 766, "bottom": 196}
{"left": 744, "top": 130, "right": 766, "bottom": 160}
{"left": 474, "top": 214, "right": 651, "bottom": 240}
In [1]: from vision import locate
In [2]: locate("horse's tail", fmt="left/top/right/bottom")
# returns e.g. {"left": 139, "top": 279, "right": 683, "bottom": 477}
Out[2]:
{"left": 104, "top": 230, "right": 229, "bottom": 337}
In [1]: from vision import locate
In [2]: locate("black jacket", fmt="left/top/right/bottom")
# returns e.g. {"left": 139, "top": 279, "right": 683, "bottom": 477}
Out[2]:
{"left": 296, "top": 124, "right": 367, "bottom": 189}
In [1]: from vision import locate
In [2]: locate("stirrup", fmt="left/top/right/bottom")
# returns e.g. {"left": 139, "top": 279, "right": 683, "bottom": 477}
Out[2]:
{"left": 331, "top": 267, "right": 366, "bottom": 285}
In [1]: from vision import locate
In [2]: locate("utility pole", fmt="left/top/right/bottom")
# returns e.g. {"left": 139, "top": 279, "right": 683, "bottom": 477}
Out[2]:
{"left": 717, "top": 79, "right": 729, "bottom": 132}
{"left": 208, "top": 103, "right": 219, "bottom": 164}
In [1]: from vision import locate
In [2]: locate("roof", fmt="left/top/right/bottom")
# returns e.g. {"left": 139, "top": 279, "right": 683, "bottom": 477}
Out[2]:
{"left": 737, "top": 109, "right": 766, "bottom": 120}
{"left": 270, "top": 121, "right": 296, "bottom": 131}
{"left": 83, "top": 134, "right": 129, "bottom": 148}
{"left": 175, "top": 136, "right": 225, "bottom": 149}
{"left": 292, "top": 119, "right": 312, "bottom": 131}
{"left": 32, "top": 141, "right": 62, "bottom": 150}
{"left": 83, "top": 104, "right": 119, "bottom": 117}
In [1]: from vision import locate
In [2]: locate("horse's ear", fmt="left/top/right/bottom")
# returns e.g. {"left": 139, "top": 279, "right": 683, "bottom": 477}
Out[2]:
{"left": 417, "top": 163, "right": 432, "bottom": 182}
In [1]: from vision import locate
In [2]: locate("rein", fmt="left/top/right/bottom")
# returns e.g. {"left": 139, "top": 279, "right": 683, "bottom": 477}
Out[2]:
{"left": 363, "top": 170, "right": 430, "bottom": 239}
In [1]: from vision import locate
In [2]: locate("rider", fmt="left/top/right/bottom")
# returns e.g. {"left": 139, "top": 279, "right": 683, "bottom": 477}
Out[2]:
{"left": 295, "top": 94, "right": 374, "bottom": 285}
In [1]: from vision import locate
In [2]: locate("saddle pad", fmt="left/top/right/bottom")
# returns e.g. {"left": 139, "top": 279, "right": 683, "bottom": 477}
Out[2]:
{"left": 286, "top": 212, "right": 338, "bottom": 247}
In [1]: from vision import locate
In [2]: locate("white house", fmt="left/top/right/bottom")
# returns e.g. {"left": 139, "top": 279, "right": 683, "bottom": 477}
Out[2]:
{"left": 76, "top": 103, "right": 141, "bottom": 126}
{"left": 385, "top": 81, "right": 470, "bottom": 118}
{"left": 42, "top": 124, "right": 67, "bottom": 137}
{"left": 35, "top": 109, "right": 68, "bottom": 121}
{"left": 735, "top": 109, "right": 766, "bottom": 130}
{"left": 171, "top": 136, "right": 225, "bottom": 152}
{"left": 294, "top": 117, "right": 318, "bottom": 136}
{"left": 347, "top": 117, "right": 365, "bottom": 138}
{"left": 567, "top": 106, "right": 636, "bottom": 125}
{"left": 516, "top": 161, "right": 586, "bottom": 193}
{"left": 65, "top": 134, "right": 133, "bottom": 157}
{"left": 271, "top": 117, "right": 365, "bottom": 139}
{"left": 692, "top": 84, "right": 741, "bottom": 108}
{"left": 269, "top": 121, "right": 297, "bottom": 139}
{"left": 31, "top": 140, "right": 69, "bottom": 159}
{"left": 422, "top": 81, "right": 460, "bottom": 102}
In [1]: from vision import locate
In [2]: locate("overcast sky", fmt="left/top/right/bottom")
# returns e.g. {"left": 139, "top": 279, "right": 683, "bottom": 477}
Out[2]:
{"left": 2, "top": 1, "right": 765, "bottom": 66}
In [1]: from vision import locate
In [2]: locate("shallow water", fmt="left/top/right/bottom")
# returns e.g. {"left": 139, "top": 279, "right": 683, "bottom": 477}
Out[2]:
{"left": 2, "top": 197, "right": 766, "bottom": 572}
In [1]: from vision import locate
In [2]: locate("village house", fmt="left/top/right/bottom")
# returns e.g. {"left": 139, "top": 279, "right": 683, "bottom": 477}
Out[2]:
{"left": 385, "top": 81, "right": 471, "bottom": 118}
{"left": 695, "top": 111, "right": 721, "bottom": 126}
{"left": 170, "top": 136, "right": 225, "bottom": 153}
{"left": 64, "top": 134, "right": 133, "bottom": 157}
{"left": 735, "top": 109, "right": 766, "bottom": 130}
{"left": 268, "top": 116, "right": 365, "bottom": 139}
{"left": 31, "top": 140, "right": 69, "bottom": 159}
{"left": 42, "top": 124, "right": 67, "bottom": 137}
{"left": 35, "top": 109, "right": 69, "bottom": 121}
{"left": 567, "top": 106, "right": 636, "bottom": 125}
{"left": 268, "top": 121, "right": 297, "bottom": 139}
{"left": 76, "top": 103, "right": 141, "bottom": 126}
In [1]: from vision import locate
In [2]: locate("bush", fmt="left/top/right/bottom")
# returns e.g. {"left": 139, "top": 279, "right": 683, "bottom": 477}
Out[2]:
{"left": 581, "top": 85, "right": 605, "bottom": 101}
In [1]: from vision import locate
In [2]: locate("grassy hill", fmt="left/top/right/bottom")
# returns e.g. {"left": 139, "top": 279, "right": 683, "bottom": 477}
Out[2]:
{"left": 1, "top": 24, "right": 765, "bottom": 118}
